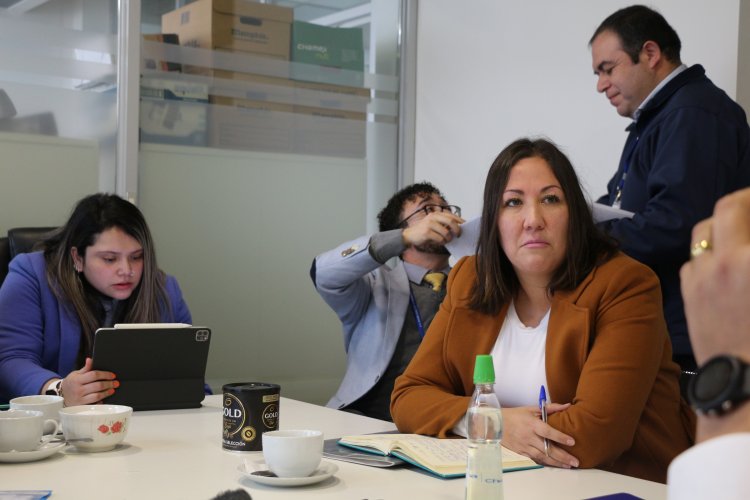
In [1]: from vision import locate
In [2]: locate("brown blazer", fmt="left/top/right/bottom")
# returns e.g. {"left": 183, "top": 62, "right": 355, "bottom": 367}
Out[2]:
{"left": 391, "top": 253, "right": 695, "bottom": 483}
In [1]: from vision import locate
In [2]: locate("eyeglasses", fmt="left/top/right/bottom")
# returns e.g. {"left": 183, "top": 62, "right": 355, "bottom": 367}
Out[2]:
{"left": 399, "top": 204, "right": 461, "bottom": 226}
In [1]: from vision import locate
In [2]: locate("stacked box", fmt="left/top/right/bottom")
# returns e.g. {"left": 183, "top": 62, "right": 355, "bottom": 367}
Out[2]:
{"left": 161, "top": 0, "right": 293, "bottom": 59}
{"left": 294, "top": 80, "right": 369, "bottom": 121}
{"left": 143, "top": 33, "right": 182, "bottom": 72}
{"left": 158, "top": 2, "right": 367, "bottom": 157}
{"left": 140, "top": 77, "right": 209, "bottom": 146}
{"left": 291, "top": 21, "right": 365, "bottom": 87}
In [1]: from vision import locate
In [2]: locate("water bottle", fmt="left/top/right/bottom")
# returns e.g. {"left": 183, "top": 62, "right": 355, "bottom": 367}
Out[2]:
{"left": 465, "top": 354, "right": 504, "bottom": 500}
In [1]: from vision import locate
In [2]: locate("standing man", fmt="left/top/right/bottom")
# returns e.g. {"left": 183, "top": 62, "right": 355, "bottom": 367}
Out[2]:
{"left": 310, "top": 182, "right": 463, "bottom": 421}
{"left": 590, "top": 5, "right": 750, "bottom": 370}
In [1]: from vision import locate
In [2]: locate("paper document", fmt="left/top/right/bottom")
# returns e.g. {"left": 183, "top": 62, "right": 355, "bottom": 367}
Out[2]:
{"left": 445, "top": 217, "right": 480, "bottom": 260}
{"left": 592, "top": 202, "right": 635, "bottom": 222}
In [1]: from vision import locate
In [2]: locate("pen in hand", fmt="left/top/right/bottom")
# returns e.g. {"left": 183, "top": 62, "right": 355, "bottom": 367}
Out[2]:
{"left": 539, "top": 385, "right": 549, "bottom": 456}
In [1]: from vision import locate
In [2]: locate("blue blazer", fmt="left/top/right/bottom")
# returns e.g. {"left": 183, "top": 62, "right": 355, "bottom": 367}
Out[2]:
{"left": 312, "top": 235, "right": 411, "bottom": 409}
{"left": 0, "top": 251, "right": 192, "bottom": 401}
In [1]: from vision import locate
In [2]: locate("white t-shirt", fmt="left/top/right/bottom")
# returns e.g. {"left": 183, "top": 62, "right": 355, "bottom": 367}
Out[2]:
{"left": 452, "top": 301, "right": 549, "bottom": 437}
{"left": 491, "top": 302, "right": 549, "bottom": 407}
{"left": 667, "top": 433, "right": 750, "bottom": 500}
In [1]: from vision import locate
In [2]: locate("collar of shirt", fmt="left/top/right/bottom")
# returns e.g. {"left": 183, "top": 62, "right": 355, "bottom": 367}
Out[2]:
{"left": 402, "top": 260, "right": 451, "bottom": 285}
{"left": 632, "top": 64, "right": 688, "bottom": 122}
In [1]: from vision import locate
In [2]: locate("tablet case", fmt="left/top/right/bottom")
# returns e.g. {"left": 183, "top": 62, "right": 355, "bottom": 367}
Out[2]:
{"left": 91, "top": 325, "right": 211, "bottom": 411}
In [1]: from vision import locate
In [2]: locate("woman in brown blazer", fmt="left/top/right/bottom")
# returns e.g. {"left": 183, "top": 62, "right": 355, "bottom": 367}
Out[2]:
{"left": 390, "top": 138, "right": 695, "bottom": 483}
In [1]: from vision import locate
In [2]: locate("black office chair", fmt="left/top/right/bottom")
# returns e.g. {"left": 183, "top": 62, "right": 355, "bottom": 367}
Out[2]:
{"left": 0, "top": 227, "right": 56, "bottom": 288}
{"left": 7, "top": 227, "right": 56, "bottom": 259}
{"left": 0, "top": 237, "right": 9, "bottom": 286}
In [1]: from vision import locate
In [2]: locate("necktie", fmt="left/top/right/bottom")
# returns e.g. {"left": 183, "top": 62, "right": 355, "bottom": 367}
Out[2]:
{"left": 423, "top": 272, "right": 446, "bottom": 292}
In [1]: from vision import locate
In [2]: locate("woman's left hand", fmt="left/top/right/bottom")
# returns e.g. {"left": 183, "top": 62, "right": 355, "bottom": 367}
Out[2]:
{"left": 502, "top": 404, "right": 579, "bottom": 469}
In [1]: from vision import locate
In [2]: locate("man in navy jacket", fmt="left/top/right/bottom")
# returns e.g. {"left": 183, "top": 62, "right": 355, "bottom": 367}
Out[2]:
{"left": 590, "top": 5, "right": 750, "bottom": 371}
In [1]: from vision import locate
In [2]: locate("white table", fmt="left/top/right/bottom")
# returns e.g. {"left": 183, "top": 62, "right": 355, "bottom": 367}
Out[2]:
{"left": 1, "top": 395, "right": 666, "bottom": 499}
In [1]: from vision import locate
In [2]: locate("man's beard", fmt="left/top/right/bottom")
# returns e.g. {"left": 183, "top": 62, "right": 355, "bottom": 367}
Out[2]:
{"left": 415, "top": 242, "right": 450, "bottom": 255}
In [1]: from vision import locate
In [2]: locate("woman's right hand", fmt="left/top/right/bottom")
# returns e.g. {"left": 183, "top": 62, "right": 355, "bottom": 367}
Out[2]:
{"left": 502, "top": 404, "right": 580, "bottom": 469}
{"left": 62, "top": 357, "right": 119, "bottom": 406}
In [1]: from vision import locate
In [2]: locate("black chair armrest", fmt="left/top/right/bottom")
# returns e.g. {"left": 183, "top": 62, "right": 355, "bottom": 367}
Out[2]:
{"left": 8, "top": 227, "right": 56, "bottom": 259}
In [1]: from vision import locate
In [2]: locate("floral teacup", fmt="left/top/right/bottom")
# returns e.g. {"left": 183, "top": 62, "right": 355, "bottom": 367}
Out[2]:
{"left": 59, "top": 405, "right": 132, "bottom": 452}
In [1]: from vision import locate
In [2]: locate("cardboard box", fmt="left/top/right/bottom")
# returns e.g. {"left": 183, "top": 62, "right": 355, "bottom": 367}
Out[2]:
{"left": 208, "top": 98, "right": 294, "bottom": 153}
{"left": 209, "top": 71, "right": 295, "bottom": 105}
{"left": 291, "top": 111, "right": 365, "bottom": 158}
{"left": 142, "top": 33, "right": 182, "bottom": 72}
{"left": 208, "top": 96, "right": 365, "bottom": 158}
{"left": 162, "top": 0, "right": 293, "bottom": 59}
{"left": 140, "top": 78, "right": 209, "bottom": 146}
{"left": 291, "top": 21, "right": 364, "bottom": 86}
{"left": 294, "top": 81, "right": 369, "bottom": 120}
{"left": 209, "top": 75, "right": 368, "bottom": 119}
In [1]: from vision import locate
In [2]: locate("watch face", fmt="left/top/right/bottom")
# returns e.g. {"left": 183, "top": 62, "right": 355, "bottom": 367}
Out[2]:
{"left": 689, "top": 355, "right": 747, "bottom": 415}
{"left": 693, "top": 358, "right": 733, "bottom": 402}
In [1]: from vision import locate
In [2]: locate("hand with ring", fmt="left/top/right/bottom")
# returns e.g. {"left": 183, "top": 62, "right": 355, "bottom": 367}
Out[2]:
{"left": 690, "top": 239, "right": 712, "bottom": 259}
{"left": 680, "top": 188, "right": 750, "bottom": 366}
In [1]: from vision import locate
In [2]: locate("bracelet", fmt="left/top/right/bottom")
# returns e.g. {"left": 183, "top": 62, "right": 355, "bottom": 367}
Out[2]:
{"left": 45, "top": 378, "right": 64, "bottom": 400}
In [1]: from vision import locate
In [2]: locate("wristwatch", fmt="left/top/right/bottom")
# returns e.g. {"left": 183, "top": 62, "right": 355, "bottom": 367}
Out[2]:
{"left": 688, "top": 355, "right": 750, "bottom": 416}
{"left": 45, "top": 379, "right": 63, "bottom": 397}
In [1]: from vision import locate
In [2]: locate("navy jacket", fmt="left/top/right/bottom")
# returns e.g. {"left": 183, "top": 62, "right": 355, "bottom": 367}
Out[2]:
{"left": 598, "top": 65, "right": 750, "bottom": 358}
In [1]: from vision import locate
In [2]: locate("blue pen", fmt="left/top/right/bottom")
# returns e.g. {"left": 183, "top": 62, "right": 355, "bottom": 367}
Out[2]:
{"left": 539, "top": 385, "right": 549, "bottom": 456}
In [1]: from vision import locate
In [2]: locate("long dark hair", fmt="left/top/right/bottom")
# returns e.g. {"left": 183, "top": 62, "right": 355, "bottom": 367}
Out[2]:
{"left": 469, "top": 138, "right": 617, "bottom": 314}
{"left": 43, "top": 193, "right": 169, "bottom": 359}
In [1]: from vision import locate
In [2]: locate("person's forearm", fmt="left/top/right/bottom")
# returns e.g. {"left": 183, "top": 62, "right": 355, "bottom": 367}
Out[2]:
{"left": 696, "top": 401, "right": 750, "bottom": 443}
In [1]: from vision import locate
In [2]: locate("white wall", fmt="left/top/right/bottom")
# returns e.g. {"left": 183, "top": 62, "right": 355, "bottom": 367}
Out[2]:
{"left": 414, "top": 1, "right": 741, "bottom": 218}
{"left": 138, "top": 144, "right": 367, "bottom": 405}
{"left": 0, "top": 132, "right": 99, "bottom": 234}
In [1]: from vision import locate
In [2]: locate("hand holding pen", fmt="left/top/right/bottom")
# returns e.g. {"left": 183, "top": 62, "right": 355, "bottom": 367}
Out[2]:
{"left": 500, "top": 405, "right": 578, "bottom": 468}
{"left": 539, "top": 385, "right": 549, "bottom": 456}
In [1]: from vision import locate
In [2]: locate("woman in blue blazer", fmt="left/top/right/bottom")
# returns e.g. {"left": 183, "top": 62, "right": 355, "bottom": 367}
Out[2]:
{"left": 0, "top": 193, "right": 191, "bottom": 404}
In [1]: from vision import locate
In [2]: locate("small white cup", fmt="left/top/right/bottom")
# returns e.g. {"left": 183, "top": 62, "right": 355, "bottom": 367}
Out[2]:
{"left": 0, "top": 409, "right": 59, "bottom": 452}
{"left": 10, "top": 395, "right": 64, "bottom": 435}
{"left": 59, "top": 405, "right": 132, "bottom": 452}
{"left": 262, "top": 429, "right": 323, "bottom": 478}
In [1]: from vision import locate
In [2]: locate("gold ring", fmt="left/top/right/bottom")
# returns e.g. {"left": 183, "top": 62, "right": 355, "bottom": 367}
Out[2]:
{"left": 690, "top": 239, "right": 712, "bottom": 259}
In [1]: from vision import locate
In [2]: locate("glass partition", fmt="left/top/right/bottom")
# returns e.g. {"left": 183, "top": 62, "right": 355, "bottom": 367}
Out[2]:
{"left": 0, "top": 0, "right": 119, "bottom": 234}
{"left": 137, "top": 0, "right": 403, "bottom": 404}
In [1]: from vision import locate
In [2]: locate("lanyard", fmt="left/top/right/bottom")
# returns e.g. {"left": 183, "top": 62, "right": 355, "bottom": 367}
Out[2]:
{"left": 613, "top": 133, "right": 640, "bottom": 209}
{"left": 408, "top": 289, "right": 426, "bottom": 339}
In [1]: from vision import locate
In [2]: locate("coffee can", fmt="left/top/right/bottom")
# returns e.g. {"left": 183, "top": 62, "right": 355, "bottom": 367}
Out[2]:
{"left": 222, "top": 382, "right": 280, "bottom": 452}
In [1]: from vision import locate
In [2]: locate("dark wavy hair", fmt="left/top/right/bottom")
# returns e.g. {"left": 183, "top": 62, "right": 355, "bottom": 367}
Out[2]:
{"left": 590, "top": 5, "right": 681, "bottom": 64}
{"left": 43, "top": 193, "right": 170, "bottom": 361}
{"left": 377, "top": 182, "right": 446, "bottom": 232}
{"left": 469, "top": 138, "right": 618, "bottom": 315}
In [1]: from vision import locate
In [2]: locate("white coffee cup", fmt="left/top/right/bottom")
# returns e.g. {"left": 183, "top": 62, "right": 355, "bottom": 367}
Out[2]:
{"left": 0, "top": 409, "right": 59, "bottom": 452}
{"left": 10, "top": 395, "right": 64, "bottom": 435}
{"left": 262, "top": 429, "right": 323, "bottom": 478}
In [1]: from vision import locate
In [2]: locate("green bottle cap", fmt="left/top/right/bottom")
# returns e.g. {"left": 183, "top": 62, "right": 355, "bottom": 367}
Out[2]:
{"left": 473, "top": 354, "right": 495, "bottom": 384}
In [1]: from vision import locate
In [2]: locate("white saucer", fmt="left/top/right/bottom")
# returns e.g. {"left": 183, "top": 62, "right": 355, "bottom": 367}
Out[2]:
{"left": 238, "top": 459, "right": 338, "bottom": 487}
{"left": 0, "top": 441, "right": 66, "bottom": 463}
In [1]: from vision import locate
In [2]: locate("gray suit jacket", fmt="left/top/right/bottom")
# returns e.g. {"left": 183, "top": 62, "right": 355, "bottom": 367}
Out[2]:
{"left": 311, "top": 235, "right": 410, "bottom": 409}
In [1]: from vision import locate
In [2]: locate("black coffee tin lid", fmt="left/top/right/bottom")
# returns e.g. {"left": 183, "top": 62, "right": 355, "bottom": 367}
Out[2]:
{"left": 223, "top": 382, "right": 280, "bottom": 392}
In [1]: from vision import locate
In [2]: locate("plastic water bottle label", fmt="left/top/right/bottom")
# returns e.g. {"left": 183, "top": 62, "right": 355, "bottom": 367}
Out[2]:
{"left": 466, "top": 443, "right": 504, "bottom": 499}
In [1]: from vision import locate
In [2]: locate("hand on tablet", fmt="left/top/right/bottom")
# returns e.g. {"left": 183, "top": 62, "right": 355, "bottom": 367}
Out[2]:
{"left": 63, "top": 357, "right": 118, "bottom": 406}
